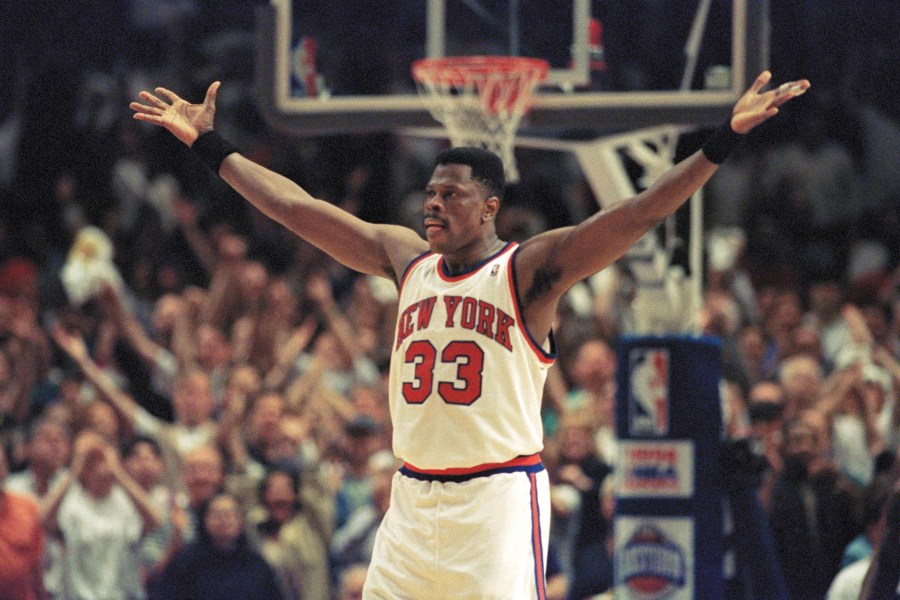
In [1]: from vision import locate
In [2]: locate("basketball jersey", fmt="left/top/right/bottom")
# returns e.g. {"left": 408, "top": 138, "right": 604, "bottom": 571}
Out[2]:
{"left": 388, "top": 242, "right": 556, "bottom": 470}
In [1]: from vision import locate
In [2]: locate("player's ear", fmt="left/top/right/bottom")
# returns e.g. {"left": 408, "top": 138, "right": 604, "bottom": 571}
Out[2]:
{"left": 482, "top": 196, "right": 500, "bottom": 222}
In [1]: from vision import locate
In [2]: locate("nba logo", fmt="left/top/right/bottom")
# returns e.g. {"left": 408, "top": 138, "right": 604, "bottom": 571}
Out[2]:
{"left": 628, "top": 348, "right": 669, "bottom": 436}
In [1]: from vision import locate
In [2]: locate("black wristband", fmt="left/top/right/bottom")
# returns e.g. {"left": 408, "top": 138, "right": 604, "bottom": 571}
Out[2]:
{"left": 701, "top": 119, "right": 745, "bottom": 164}
{"left": 191, "top": 130, "right": 238, "bottom": 174}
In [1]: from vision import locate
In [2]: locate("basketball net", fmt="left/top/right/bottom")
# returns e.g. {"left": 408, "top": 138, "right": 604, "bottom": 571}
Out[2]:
{"left": 412, "top": 56, "right": 549, "bottom": 183}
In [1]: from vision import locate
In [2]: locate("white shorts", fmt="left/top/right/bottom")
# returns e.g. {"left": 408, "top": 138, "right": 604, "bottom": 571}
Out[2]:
{"left": 363, "top": 456, "right": 550, "bottom": 600}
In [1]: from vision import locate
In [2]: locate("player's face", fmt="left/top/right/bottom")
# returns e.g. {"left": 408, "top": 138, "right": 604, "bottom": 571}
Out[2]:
{"left": 423, "top": 164, "right": 491, "bottom": 254}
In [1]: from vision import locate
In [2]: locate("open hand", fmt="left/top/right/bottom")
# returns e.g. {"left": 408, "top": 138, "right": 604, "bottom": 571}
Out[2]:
{"left": 130, "top": 82, "right": 221, "bottom": 146}
{"left": 731, "top": 71, "right": 810, "bottom": 134}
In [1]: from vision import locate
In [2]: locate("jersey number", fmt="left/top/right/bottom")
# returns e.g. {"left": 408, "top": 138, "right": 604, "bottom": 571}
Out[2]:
{"left": 402, "top": 340, "right": 484, "bottom": 405}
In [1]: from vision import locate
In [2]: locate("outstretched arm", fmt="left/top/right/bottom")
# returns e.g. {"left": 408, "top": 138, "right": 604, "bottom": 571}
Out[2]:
{"left": 514, "top": 71, "right": 809, "bottom": 341}
{"left": 40, "top": 431, "right": 97, "bottom": 536}
{"left": 103, "top": 444, "right": 163, "bottom": 536}
{"left": 97, "top": 284, "right": 168, "bottom": 370}
{"left": 130, "top": 83, "right": 427, "bottom": 282}
{"left": 50, "top": 324, "right": 140, "bottom": 430}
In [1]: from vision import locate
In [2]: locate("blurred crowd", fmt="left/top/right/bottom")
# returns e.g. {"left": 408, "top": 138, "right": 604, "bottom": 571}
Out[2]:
{"left": 1, "top": 2, "right": 899, "bottom": 600}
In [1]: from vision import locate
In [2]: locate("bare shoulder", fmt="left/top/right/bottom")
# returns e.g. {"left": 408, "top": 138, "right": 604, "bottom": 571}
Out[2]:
{"left": 514, "top": 227, "right": 575, "bottom": 306}
{"left": 510, "top": 227, "right": 576, "bottom": 344}
{"left": 374, "top": 223, "right": 430, "bottom": 282}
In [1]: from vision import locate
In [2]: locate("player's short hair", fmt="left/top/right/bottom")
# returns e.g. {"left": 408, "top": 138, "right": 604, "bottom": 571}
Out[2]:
{"left": 435, "top": 146, "right": 505, "bottom": 201}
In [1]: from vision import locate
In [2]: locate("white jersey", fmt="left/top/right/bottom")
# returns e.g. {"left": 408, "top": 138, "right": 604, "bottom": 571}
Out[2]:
{"left": 388, "top": 242, "right": 556, "bottom": 470}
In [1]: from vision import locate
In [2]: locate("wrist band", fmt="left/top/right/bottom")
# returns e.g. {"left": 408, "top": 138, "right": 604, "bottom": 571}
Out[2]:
{"left": 191, "top": 130, "right": 238, "bottom": 174}
{"left": 701, "top": 119, "right": 745, "bottom": 164}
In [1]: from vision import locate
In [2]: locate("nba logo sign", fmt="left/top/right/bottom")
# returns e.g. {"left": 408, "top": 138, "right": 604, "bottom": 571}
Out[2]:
{"left": 628, "top": 348, "right": 670, "bottom": 436}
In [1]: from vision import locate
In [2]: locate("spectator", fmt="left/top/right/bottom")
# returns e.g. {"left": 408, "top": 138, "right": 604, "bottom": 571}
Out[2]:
{"left": 4, "top": 415, "right": 71, "bottom": 498}
{"left": 736, "top": 323, "right": 771, "bottom": 385}
{"left": 51, "top": 321, "right": 221, "bottom": 483}
{"left": 40, "top": 431, "right": 162, "bottom": 600}
{"left": 826, "top": 474, "right": 897, "bottom": 600}
{"left": 333, "top": 415, "right": 385, "bottom": 528}
{"left": 549, "top": 412, "right": 613, "bottom": 600}
{"left": 802, "top": 279, "right": 851, "bottom": 366}
{"left": 829, "top": 363, "right": 888, "bottom": 487}
{"left": 544, "top": 541, "right": 570, "bottom": 600}
{"left": 0, "top": 290, "right": 51, "bottom": 426}
{"left": 0, "top": 445, "right": 45, "bottom": 600}
{"left": 826, "top": 556, "right": 874, "bottom": 600}
{"left": 177, "top": 445, "right": 226, "bottom": 541}
{"left": 767, "top": 412, "right": 862, "bottom": 600}
{"left": 244, "top": 391, "right": 287, "bottom": 468}
{"left": 251, "top": 465, "right": 333, "bottom": 600}
{"left": 336, "top": 563, "right": 368, "bottom": 600}
{"left": 95, "top": 283, "right": 182, "bottom": 402}
{"left": 122, "top": 435, "right": 188, "bottom": 596}
{"left": 762, "top": 290, "right": 804, "bottom": 374}
{"left": 301, "top": 274, "right": 381, "bottom": 398}
{"left": 555, "top": 338, "right": 618, "bottom": 467}
{"left": 747, "top": 380, "right": 788, "bottom": 508}
{"left": 777, "top": 353, "right": 823, "bottom": 420}
{"left": 840, "top": 473, "right": 894, "bottom": 568}
{"left": 2, "top": 414, "right": 70, "bottom": 597}
{"left": 330, "top": 450, "right": 398, "bottom": 582}
{"left": 150, "top": 491, "right": 284, "bottom": 600}
{"left": 856, "top": 470, "right": 900, "bottom": 600}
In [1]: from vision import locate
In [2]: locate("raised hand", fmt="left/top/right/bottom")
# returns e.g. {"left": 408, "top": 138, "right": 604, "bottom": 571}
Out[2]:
{"left": 731, "top": 71, "right": 810, "bottom": 134}
{"left": 306, "top": 274, "right": 334, "bottom": 307}
{"left": 130, "top": 82, "right": 221, "bottom": 146}
{"left": 50, "top": 323, "right": 90, "bottom": 363}
{"left": 71, "top": 430, "right": 106, "bottom": 475}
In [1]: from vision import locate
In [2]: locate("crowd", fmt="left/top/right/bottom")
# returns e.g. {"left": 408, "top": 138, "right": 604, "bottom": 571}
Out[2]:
{"left": 1, "top": 2, "right": 899, "bottom": 600}
{"left": 0, "top": 123, "right": 897, "bottom": 600}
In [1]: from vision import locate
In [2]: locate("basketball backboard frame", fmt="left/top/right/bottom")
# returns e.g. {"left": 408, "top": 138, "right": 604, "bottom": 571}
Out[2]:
{"left": 255, "top": 0, "right": 768, "bottom": 136}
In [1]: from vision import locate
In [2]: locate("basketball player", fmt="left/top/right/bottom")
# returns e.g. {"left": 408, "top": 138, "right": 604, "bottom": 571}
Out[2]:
{"left": 130, "top": 70, "right": 809, "bottom": 599}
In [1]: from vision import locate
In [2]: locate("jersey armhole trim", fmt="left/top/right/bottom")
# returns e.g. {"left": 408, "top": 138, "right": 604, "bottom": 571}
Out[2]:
{"left": 509, "top": 247, "right": 557, "bottom": 364}
{"left": 398, "top": 250, "right": 435, "bottom": 294}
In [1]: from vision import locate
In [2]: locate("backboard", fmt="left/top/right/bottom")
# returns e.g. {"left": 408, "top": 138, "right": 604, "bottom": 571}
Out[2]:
{"left": 255, "top": 0, "right": 768, "bottom": 136}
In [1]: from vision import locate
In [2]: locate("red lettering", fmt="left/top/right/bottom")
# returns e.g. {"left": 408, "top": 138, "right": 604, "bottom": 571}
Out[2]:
{"left": 443, "top": 296, "right": 462, "bottom": 327}
{"left": 395, "top": 303, "right": 419, "bottom": 349}
{"left": 460, "top": 297, "right": 477, "bottom": 329}
{"left": 476, "top": 301, "right": 495, "bottom": 337}
{"left": 630, "top": 448, "right": 677, "bottom": 462}
{"left": 493, "top": 309, "right": 514, "bottom": 352}
{"left": 416, "top": 296, "right": 437, "bottom": 330}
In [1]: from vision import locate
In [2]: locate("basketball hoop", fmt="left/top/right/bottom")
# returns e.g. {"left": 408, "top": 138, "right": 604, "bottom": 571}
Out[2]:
{"left": 411, "top": 56, "right": 549, "bottom": 183}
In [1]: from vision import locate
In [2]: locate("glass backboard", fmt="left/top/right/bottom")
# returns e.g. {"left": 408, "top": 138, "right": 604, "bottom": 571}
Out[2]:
{"left": 256, "top": 0, "right": 767, "bottom": 136}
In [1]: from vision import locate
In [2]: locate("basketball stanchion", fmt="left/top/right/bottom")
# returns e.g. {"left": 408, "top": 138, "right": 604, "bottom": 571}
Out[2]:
{"left": 411, "top": 56, "right": 549, "bottom": 183}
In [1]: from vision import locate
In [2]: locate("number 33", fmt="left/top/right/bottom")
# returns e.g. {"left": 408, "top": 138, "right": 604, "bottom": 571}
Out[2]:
{"left": 402, "top": 340, "right": 484, "bottom": 405}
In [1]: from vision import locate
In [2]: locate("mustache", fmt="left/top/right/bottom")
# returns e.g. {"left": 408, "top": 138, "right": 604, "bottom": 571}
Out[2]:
{"left": 423, "top": 213, "right": 447, "bottom": 226}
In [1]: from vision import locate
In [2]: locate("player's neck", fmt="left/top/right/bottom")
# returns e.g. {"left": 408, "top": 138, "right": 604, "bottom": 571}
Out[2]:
{"left": 442, "top": 236, "right": 506, "bottom": 276}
